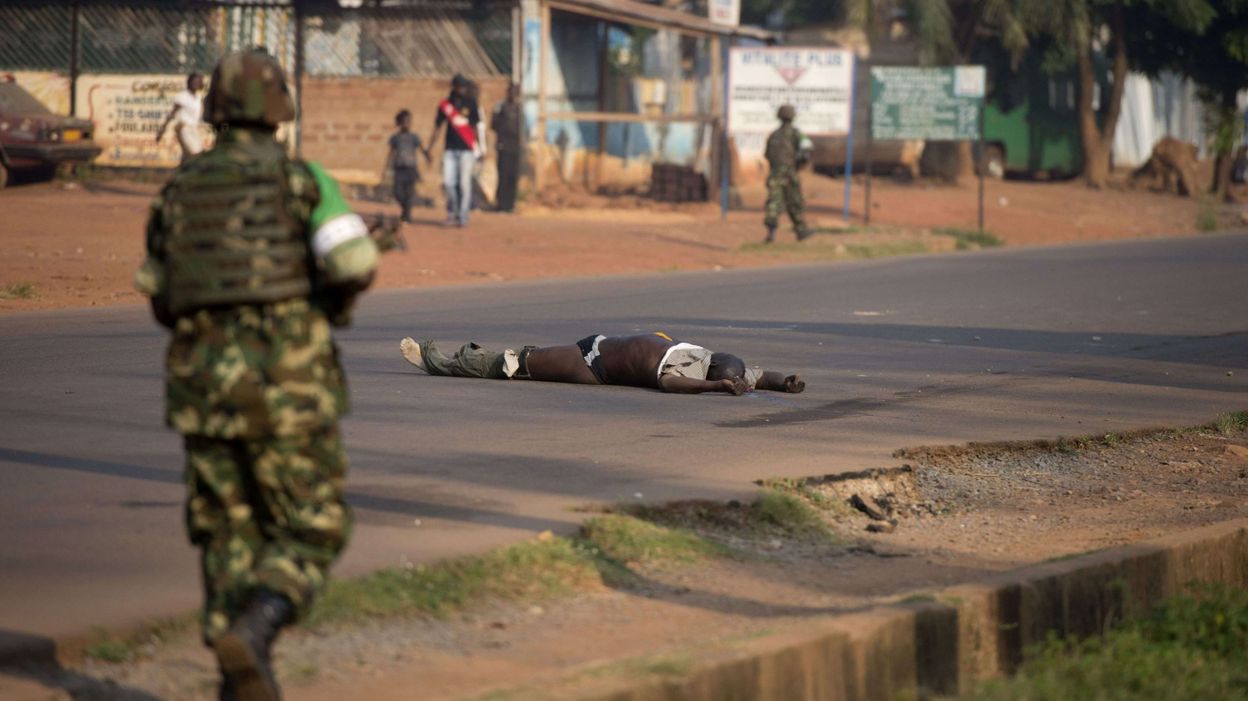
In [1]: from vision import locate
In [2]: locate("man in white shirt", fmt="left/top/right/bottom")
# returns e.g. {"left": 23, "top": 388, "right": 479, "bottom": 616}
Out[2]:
{"left": 156, "top": 73, "right": 205, "bottom": 163}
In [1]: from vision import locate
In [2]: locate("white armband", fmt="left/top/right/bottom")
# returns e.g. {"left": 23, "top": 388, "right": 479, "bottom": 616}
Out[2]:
{"left": 312, "top": 213, "right": 369, "bottom": 258}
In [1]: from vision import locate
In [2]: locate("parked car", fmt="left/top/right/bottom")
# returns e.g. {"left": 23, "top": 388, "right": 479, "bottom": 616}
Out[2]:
{"left": 0, "top": 75, "right": 102, "bottom": 188}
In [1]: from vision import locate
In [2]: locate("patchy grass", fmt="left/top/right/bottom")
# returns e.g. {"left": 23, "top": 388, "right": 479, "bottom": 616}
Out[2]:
{"left": 310, "top": 534, "right": 605, "bottom": 626}
{"left": 76, "top": 491, "right": 848, "bottom": 657}
{"left": 582, "top": 513, "right": 725, "bottom": 564}
{"left": 961, "top": 584, "right": 1248, "bottom": 700}
{"left": 738, "top": 239, "right": 931, "bottom": 260}
{"left": 309, "top": 512, "right": 734, "bottom": 627}
{"left": 634, "top": 652, "right": 695, "bottom": 677}
{"left": 898, "top": 593, "right": 937, "bottom": 605}
{"left": 0, "top": 282, "right": 38, "bottom": 300}
{"left": 1196, "top": 196, "right": 1220, "bottom": 232}
{"left": 844, "top": 241, "right": 931, "bottom": 258}
{"left": 933, "top": 227, "right": 1004, "bottom": 250}
{"left": 1212, "top": 411, "right": 1248, "bottom": 436}
{"left": 760, "top": 477, "right": 857, "bottom": 519}
{"left": 752, "top": 489, "right": 829, "bottom": 536}
{"left": 78, "top": 614, "right": 195, "bottom": 665}
{"left": 623, "top": 489, "right": 842, "bottom": 547}
{"left": 85, "top": 634, "right": 132, "bottom": 663}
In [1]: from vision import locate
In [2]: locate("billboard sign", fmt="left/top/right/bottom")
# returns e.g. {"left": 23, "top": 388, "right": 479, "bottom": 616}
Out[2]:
{"left": 76, "top": 74, "right": 211, "bottom": 168}
{"left": 728, "top": 47, "right": 855, "bottom": 138}
{"left": 870, "top": 65, "right": 985, "bottom": 141}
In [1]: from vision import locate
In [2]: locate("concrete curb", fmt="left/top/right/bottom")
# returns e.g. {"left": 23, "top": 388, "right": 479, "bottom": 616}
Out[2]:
{"left": 556, "top": 518, "right": 1248, "bottom": 701}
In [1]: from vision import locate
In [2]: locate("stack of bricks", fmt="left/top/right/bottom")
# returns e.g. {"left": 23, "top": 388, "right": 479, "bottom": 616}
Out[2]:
{"left": 648, "top": 163, "right": 708, "bottom": 203}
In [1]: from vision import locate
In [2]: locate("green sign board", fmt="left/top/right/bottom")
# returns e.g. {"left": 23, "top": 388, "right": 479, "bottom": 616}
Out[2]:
{"left": 870, "top": 66, "right": 986, "bottom": 141}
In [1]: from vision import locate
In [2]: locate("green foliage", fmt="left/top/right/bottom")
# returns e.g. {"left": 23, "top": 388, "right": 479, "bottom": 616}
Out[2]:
{"left": 310, "top": 536, "right": 601, "bottom": 625}
{"left": 85, "top": 637, "right": 132, "bottom": 663}
{"left": 1196, "top": 196, "right": 1220, "bottom": 231}
{"left": 1212, "top": 411, "right": 1248, "bottom": 435}
{"left": 934, "top": 227, "right": 1004, "bottom": 249}
{"left": 753, "top": 489, "right": 832, "bottom": 536}
{"left": 310, "top": 514, "right": 728, "bottom": 626}
{"left": 0, "top": 282, "right": 37, "bottom": 300}
{"left": 963, "top": 584, "right": 1248, "bottom": 700}
{"left": 841, "top": 0, "right": 1027, "bottom": 65}
{"left": 740, "top": 0, "right": 839, "bottom": 27}
{"left": 581, "top": 514, "right": 724, "bottom": 564}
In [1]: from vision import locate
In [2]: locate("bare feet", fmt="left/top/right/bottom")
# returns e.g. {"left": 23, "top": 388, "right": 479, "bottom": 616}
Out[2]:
{"left": 399, "top": 337, "right": 427, "bottom": 372}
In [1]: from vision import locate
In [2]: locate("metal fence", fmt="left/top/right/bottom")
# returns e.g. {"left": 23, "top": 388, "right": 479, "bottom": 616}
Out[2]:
{"left": 0, "top": 0, "right": 512, "bottom": 79}
{"left": 305, "top": 3, "right": 512, "bottom": 77}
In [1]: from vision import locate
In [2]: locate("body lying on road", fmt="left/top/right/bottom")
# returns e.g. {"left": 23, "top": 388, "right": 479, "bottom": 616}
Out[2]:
{"left": 399, "top": 333, "right": 805, "bottom": 395}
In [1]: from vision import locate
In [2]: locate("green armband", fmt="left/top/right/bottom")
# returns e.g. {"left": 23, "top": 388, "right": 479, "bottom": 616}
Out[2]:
{"left": 306, "top": 161, "right": 379, "bottom": 284}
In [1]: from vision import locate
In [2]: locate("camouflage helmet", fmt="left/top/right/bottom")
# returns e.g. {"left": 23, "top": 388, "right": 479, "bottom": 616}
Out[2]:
{"left": 776, "top": 104, "right": 796, "bottom": 121}
{"left": 204, "top": 48, "right": 295, "bottom": 127}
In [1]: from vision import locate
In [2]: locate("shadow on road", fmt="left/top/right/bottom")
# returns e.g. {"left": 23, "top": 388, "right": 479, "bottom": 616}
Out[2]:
{"left": 0, "top": 629, "right": 162, "bottom": 700}
{"left": 0, "top": 446, "right": 574, "bottom": 533}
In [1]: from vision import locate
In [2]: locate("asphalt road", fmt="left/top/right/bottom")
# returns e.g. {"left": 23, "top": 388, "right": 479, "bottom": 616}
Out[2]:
{"left": 2, "top": 233, "right": 1246, "bottom": 643}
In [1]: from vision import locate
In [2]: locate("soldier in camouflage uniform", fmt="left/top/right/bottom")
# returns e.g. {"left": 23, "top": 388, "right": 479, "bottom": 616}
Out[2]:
{"left": 134, "top": 49, "right": 379, "bottom": 701}
{"left": 763, "top": 104, "right": 813, "bottom": 243}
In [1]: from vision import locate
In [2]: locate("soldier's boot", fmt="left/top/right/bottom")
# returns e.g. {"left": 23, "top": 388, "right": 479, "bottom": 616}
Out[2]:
{"left": 399, "top": 337, "right": 427, "bottom": 372}
{"left": 795, "top": 224, "right": 812, "bottom": 241}
{"left": 214, "top": 591, "right": 294, "bottom": 701}
{"left": 764, "top": 226, "right": 777, "bottom": 244}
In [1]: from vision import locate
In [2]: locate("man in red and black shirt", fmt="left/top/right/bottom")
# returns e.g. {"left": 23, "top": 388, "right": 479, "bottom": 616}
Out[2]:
{"left": 427, "top": 74, "right": 483, "bottom": 227}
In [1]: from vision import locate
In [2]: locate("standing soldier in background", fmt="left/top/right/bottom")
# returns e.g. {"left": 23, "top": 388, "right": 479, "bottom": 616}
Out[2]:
{"left": 134, "top": 49, "right": 379, "bottom": 701}
{"left": 763, "top": 104, "right": 813, "bottom": 243}
{"left": 156, "top": 72, "right": 206, "bottom": 163}
{"left": 491, "top": 83, "right": 524, "bottom": 213}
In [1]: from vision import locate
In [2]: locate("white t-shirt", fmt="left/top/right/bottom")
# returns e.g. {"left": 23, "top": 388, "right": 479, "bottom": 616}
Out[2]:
{"left": 172, "top": 90, "right": 202, "bottom": 129}
{"left": 657, "top": 342, "right": 762, "bottom": 389}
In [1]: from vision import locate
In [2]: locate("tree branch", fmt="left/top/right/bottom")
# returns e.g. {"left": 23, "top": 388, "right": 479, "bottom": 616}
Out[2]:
{"left": 1101, "top": 0, "right": 1129, "bottom": 142}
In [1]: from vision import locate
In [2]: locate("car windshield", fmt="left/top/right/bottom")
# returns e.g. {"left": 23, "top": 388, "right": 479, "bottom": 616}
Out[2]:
{"left": 0, "top": 83, "right": 53, "bottom": 115}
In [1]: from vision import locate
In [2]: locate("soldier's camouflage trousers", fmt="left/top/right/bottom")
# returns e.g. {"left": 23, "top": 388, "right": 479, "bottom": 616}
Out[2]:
{"left": 763, "top": 173, "right": 806, "bottom": 231}
{"left": 183, "top": 428, "right": 350, "bottom": 644}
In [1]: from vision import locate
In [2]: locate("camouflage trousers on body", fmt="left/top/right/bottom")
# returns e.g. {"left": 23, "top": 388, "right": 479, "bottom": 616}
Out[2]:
{"left": 419, "top": 340, "right": 511, "bottom": 379}
{"left": 183, "top": 427, "right": 350, "bottom": 644}
{"left": 763, "top": 173, "right": 806, "bottom": 231}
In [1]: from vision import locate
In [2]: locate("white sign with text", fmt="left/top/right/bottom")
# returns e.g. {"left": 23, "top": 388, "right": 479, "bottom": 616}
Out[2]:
{"left": 728, "top": 47, "right": 855, "bottom": 141}
{"left": 708, "top": 0, "right": 740, "bottom": 27}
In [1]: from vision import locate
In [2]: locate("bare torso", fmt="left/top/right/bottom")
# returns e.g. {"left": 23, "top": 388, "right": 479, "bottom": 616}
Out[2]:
{"left": 525, "top": 334, "right": 674, "bottom": 388}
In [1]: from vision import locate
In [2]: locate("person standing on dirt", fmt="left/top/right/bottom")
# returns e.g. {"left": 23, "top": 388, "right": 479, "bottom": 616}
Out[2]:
{"left": 427, "top": 74, "right": 483, "bottom": 226}
{"left": 763, "top": 104, "right": 813, "bottom": 243}
{"left": 134, "top": 49, "right": 379, "bottom": 701}
{"left": 156, "top": 72, "right": 205, "bottom": 163}
{"left": 491, "top": 83, "right": 524, "bottom": 213}
{"left": 385, "top": 109, "right": 424, "bottom": 223}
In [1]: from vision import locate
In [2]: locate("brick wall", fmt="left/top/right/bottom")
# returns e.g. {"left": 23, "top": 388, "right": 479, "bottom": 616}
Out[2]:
{"left": 300, "top": 76, "right": 510, "bottom": 184}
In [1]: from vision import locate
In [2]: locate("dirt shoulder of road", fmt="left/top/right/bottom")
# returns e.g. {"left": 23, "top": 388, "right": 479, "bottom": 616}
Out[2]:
{"left": 7, "top": 413, "right": 1245, "bottom": 701}
{"left": 1, "top": 173, "right": 1241, "bottom": 314}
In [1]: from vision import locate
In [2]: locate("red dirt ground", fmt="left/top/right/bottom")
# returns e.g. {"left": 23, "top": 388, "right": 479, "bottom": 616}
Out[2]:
{"left": 0, "top": 172, "right": 1230, "bottom": 314}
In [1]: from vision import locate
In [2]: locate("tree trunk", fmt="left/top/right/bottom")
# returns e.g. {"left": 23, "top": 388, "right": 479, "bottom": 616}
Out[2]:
{"left": 956, "top": 140, "right": 975, "bottom": 179}
{"left": 1075, "top": 38, "right": 1108, "bottom": 188}
{"left": 1076, "top": 1, "right": 1129, "bottom": 189}
{"left": 1212, "top": 149, "right": 1237, "bottom": 202}
{"left": 1209, "top": 93, "right": 1241, "bottom": 203}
